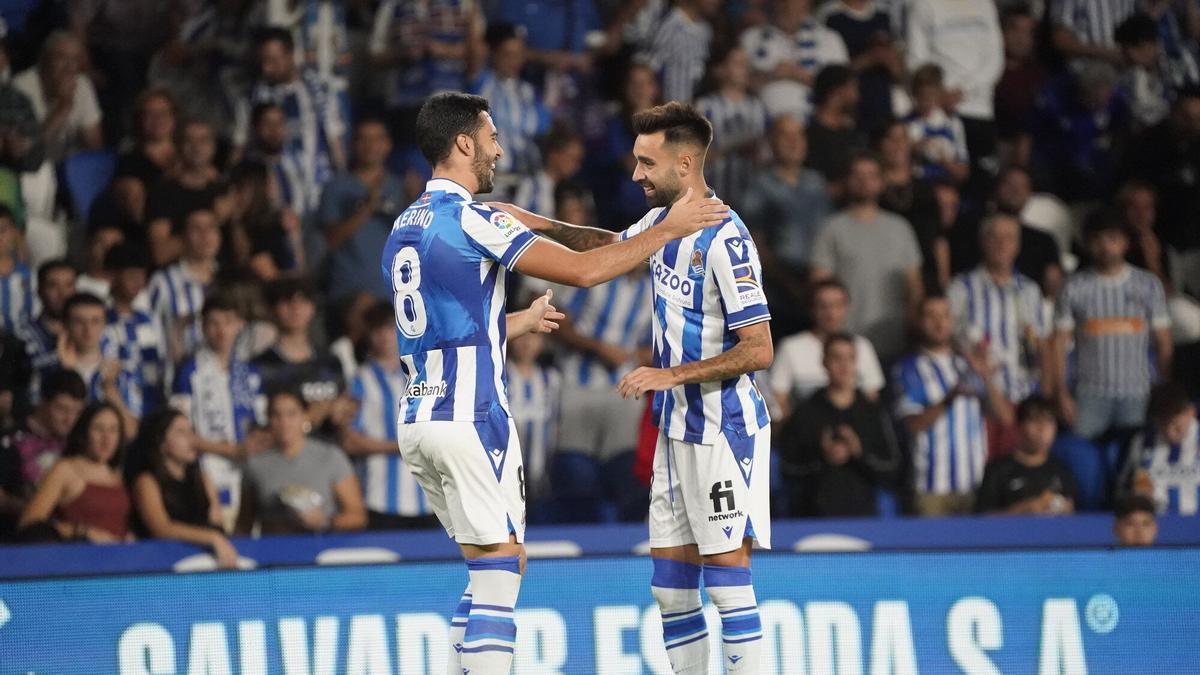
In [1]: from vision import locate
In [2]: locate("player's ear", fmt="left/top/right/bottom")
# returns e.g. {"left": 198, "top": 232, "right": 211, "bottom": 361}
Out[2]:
{"left": 677, "top": 151, "right": 693, "bottom": 177}
{"left": 454, "top": 132, "right": 473, "bottom": 159}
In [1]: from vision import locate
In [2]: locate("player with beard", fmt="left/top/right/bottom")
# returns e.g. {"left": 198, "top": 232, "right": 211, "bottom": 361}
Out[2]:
{"left": 383, "top": 93, "right": 727, "bottom": 675}
{"left": 495, "top": 101, "right": 774, "bottom": 674}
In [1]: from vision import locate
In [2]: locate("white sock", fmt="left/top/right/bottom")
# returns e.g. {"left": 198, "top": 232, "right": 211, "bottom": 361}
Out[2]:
{"left": 651, "top": 558, "right": 709, "bottom": 674}
{"left": 461, "top": 556, "right": 522, "bottom": 675}
{"left": 447, "top": 585, "right": 472, "bottom": 675}
{"left": 703, "top": 564, "right": 761, "bottom": 672}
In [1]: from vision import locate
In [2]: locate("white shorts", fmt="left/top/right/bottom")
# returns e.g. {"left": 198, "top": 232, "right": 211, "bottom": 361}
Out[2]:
{"left": 649, "top": 428, "right": 772, "bottom": 556}
{"left": 558, "top": 384, "right": 644, "bottom": 462}
{"left": 396, "top": 407, "right": 526, "bottom": 546}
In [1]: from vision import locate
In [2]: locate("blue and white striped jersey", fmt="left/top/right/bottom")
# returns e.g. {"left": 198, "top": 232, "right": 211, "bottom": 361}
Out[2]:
{"left": 350, "top": 360, "right": 430, "bottom": 516}
{"left": 620, "top": 206, "right": 771, "bottom": 444}
{"left": 507, "top": 363, "right": 561, "bottom": 487}
{"left": 471, "top": 70, "right": 548, "bottom": 176}
{"left": 17, "top": 317, "right": 59, "bottom": 374}
{"left": 383, "top": 178, "right": 538, "bottom": 423}
{"left": 894, "top": 350, "right": 988, "bottom": 495}
{"left": 1128, "top": 417, "right": 1200, "bottom": 516}
{"left": 650, "top": 7, "right": 713, "bottom": 103}
{"left": 370, "top": 0, "right": 477, "bottom": 107}
{"left": 0, "top": 263, "right": 33, "bottom": 333}
{"left": 739, "top": 18, "right": 848, "bottom": 118}
{"left": 1054, "top": 265, "right": 1170, "bottom": 398}
{"left": 905, "top": 108, "right": 968, "bottom": 182}
{"left": 948, "top": 267, "right": 1050, "bottom": 402}
{"left": 560, "top": 272, "right": 652, "bottom": 389}
{"left": 1053, "top": 0, "right": 1136, "bottom": 49}
{"left": 104, "top": 307, "right": 167, "bottom": 407}
{"left": 171, "top": 348, "right": 264, "bottom": 444}
{"left": 695, "top": 93, "right": 768, "bottom": 206}
{"left": 147, "top": 261, "right": 211, "bottom": 363}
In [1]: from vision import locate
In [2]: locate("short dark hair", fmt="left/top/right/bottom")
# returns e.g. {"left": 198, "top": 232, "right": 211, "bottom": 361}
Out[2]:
{"left": 485, "top": 21, "right": 523, "bottom": 50}
{"left": 255, "top": 26, "right": 294, "bottom": 52}
{"left": 1016, "top": 395, "right": 1058, "bottom": 423}
{"left": 364, "top": 300, "right": 396, "bottom": 332}
{"left": 811, "top": 278, "right": 849, "bottom": 304}
{"left": 554, "top": 181, "right": 593, "bottom": 212}
{"left": 919, "top": 292, "right": 949, "bottom": 313}
{"left": 415, "top": 92, "right": 491, "bottom": 166}
{"left": 265, "top": 277, "right": 316, "bottom": 306}
{"left": 63, "top": 292, "right": 106, "bottom": 319}
{"left": 1081, "top": 208, "right": 1127, "bottom": 240}
{"left": 201, "top": 294, "right": 240, "bottom": 320}
{"left": 542, "top": 124, "right": 582, "bottom": 156}
{"left": 822, "top": 332, "right": 856, "bottom": 359}
{"left": 1114, "top": 494, "right": 1157, "bottom": 520}
{"left": 250, "top": 101, "right": 284, "bottom": 128}
{"left": 37, "top": 258, "right": 75, "bottom": 288}
{"left": 40, "top": 368, "right": 87, "bottom": 402}
{"left": 267, "top": 387, "right": 309, "bottom": 412}
{"left": 910, "top": 63, "right": 944, "bottom": 92}
{"left": 1147, "top": 381, "right": 1192, "bottom": 426}
{"left": 1115, "top": 13, "right": 1159, "bottom": 47}
{"left": 632, "top": 101, "right": 713, "bottom": 150}
{"left": 812, "top": 64, "right": 855, "bottom": 107}
{"left": 103, "top": 242, "right": 150, "bottom": 272}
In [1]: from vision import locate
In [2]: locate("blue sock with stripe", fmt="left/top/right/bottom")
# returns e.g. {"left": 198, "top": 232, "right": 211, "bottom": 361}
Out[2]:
{"left": 651, "top": 558, "right": 709, "bottom": 674}
{"left": 462, "top": 556, "right": 521, "bottom": 675}
{"left": 703, "top": 564, "right": 761, "bottom": 672}
{"left": 447, "top": 585, "right": 472, "bottom": 675}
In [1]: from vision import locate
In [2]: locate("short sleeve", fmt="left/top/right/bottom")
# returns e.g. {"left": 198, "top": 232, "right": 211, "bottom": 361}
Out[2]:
{"left": 946, "top": 276, "right": 969, "bottom": 323}
{"left": 1148, "top": 276, "right": 1171, "bottom": 330}
{"left": 1054, "top": 281, "right": 1076, "bottom": 332}
{"left": 893, "top": 216, "right": 923, "bottom": 269}
{"left": 710, "top": 226, "right": 771, "bottom": 330}
{"left": 809, "top": 219, "right": 838, "bottom": 272}
{"left": 328, "top": 445, "right": 354, "bottom": 483}
{"left": 461, "top": 204, "right": 537, "bottom": 267}
{"left": 619, "top": 208, "right": 663, "bottom": 241}
{"left": 1022, "top": 283, "right": 1051, "bottom": 338}
{"left": 891, "top": 360, "right": 927, "bottom": 418}
{"left": 856, "top": 337, "right": 886, "bottom": 393}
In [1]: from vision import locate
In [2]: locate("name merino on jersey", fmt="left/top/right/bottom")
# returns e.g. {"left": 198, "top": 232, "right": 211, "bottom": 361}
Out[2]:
{"left": 621, "top": 204, "right": 771, "bottom": 445}
{"left": 383, "top": 179, "right": 538, "bottom": 423}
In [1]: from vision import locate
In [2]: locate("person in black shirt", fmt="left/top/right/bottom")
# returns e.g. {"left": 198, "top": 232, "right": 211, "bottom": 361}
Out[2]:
{"left": 144, "top": 120, "right": 225, "bottom": 266}
{"left": 805, "top": 65, "right": 868, "bottom": 193}
{"left": 780, "top": 333, "right": 900, "bottom": 517}
{"left": 975, "top": 395, "right": 1077, "bottom": 515}
{"left": 252, "top": 278, "right": 347, "bottom": 436}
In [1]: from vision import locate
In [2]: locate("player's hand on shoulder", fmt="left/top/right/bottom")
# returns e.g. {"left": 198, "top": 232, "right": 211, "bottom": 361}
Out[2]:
{"left": 660, "top": 188, "right": 728, "bottom": 238}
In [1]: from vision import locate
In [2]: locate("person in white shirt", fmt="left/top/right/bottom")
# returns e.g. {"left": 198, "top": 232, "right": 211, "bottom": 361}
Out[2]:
{"left": 771, "top": 278, "right": 885, "bottom": 422}
{"left": 905, "top": 0, "right": 1003, "bottom": 185}
{"left": 740, "top": 0, "right": 849, "bottom": 119}
{"left": 13, "top": 31, "right": 103, "bottom": 163}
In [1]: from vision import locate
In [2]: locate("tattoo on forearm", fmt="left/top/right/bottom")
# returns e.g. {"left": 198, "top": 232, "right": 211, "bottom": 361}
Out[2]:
{"left": 671, "top": 338, "right": 763, "bottom": 385}
{"left": 544, "top": 222, "right": 617, "bottom": 252}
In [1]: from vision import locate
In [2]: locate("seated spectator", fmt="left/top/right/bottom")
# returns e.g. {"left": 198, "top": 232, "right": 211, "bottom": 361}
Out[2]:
{"left": 226, "top": 161, "right": 302, "bottom": 279}
{"left": 982, "top": 165, "right": 1065, "bottom": 299}
{"left": 16, "top": 402, "right": 129, "bottom": 542}
{"left": 948, "top": 213, "right": 1052, "bottom": 409}
{"left": 144, "top": 120, "right": 226, "bottom": 267}
{"left": 805, "top": 65, "right": 867, "bottom": 186}
{"left": 18, "top": 259, "right": 77, "bottom": 375}
{"left": 13, "top": 31, "right": 103, "bottom": 164}
{"left": 319, "top": 117, "right": 403, "bottom": 303}
{"left": 771, "top": 279, "right": 885, "bottom": 420}
{"left": 895, "top": 295, "right": 1013, "bottom": 516}
{"left": 342, "top": 301, "right": 435, "bottom": 529}
{"left": 994, "top": 6, "right": 1046, "bottom": 167}
{"left": 877, "top": 120, "right": 947, "bottom": 293}
{"left": 905, "top": 64, "right": 969, "bottom": 185}
{"left": 1030, "top": 61, "right": 1131, "bottom": 202}
{"left": 1124, "top": 382, "right": 1200, "bottom": 515}
{"left": 975, "top": 395, "right": 1076, "bottom": 515}
{"left": 1054, "top": 211, "right": 1172, "bottom": 441}
{"left": 819, "top": 0, "right": 903, "bottom": 133}
{"left": 171, "top": 296, "right": 269, "bottom": 531}
{"left": 741, "top": 0, "right": 848, "bottom": 120}
{"left": 103, "top": 244, "right": 166, "bottom": 408}
{"left": 253, "top": 279, "right": 346, "bottom": 434}
{"left": 75, "top": 223, "right": 124, "bottom": 302}
{"left": 471, "top": 22, "right": 549, "bottom": 184}
{"left": 514, "top": 126, "right": 584, "bottom": 219}
{"left": 45, "top": 294, "right": 141, "bottom": 436}
{"left": 780, "top": 333, "right": 899, "bottom": 517}
{"left": 237, "top": 390, "right": 365, "bottom": 535}
{"left": 1113, "top": 494, "right": 1158, "bottom": 546}
{"left": 0, "top": 204, "right": 32, "bottom": 333}
{"left": 508, "top": 329, "right": 560, "bottom": 513}
{"left": 0, "top": 370, "right": 86, "bottom": 532}
{"left": 131, "top": 409, "right": 239, "bottom": 568}
{"left": 1116, "top": 14, "right": 1171, "bottom": 130}
{"left": 811, "top": 153, "right": 924, "bottom": 362}
{"left": 695, "top": 46, "right": 767, "bottom": 207}
{"left": 114, "top": 88, "right": 179, "bottom": 223}
{"left": 147, "top": 208, "right": 221, "bottom": 363}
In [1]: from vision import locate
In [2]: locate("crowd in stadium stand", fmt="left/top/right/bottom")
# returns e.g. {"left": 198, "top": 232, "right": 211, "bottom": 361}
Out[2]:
{"left": 0, "top": 0, "right": 1198, "bottom": 565}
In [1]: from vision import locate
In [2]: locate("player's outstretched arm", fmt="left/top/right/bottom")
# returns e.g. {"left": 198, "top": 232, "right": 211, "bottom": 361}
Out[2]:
{"left": 488, "top": 202, "right": 619, "bottom": 252}
{"left": 513, "top": 188, "right": 726, "bottom": 288}
{"left": 617, "top": 322, "right": 773, "bottom": 399}
{"left": 505, "top": 289, "right": 566, "bottom": 339}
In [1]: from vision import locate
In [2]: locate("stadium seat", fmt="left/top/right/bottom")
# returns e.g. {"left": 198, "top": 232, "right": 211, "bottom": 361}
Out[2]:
{"left": 61, "top": 149, "right": 117, "bottom": 222}
{"left": 1050, "top": 432, "right": 1107, "bottom": 511}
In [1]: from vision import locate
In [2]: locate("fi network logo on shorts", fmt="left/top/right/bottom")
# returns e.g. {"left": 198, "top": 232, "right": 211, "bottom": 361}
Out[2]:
{"left": 709, "top": 480, "right": 736, "bottom": 513}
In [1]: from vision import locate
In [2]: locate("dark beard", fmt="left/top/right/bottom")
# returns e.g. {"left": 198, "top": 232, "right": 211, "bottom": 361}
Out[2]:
{"left": 645, "top": 184, "right": 680, "bottom": 208}
{"left": 472, "top": 147, "right": 494, "bottom": 194}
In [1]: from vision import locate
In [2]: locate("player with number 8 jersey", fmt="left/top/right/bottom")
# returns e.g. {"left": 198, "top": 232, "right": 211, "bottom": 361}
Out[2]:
{"left": 385, "top": 93, "right": 728, "bottom": 675}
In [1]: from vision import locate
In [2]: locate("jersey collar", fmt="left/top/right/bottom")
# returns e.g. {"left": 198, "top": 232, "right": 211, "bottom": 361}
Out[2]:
{"left": 427, "top": 178, "right": 473, "bottom": 200}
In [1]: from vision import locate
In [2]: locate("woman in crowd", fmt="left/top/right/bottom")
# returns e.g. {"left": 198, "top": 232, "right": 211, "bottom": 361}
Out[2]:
{"left": 17, "top": 401, "right": 130, "bottom": 542}
{"left": 236, "top": 390, "right": 365, "bottom": 535}
{"left": 131, "top": 409, "right": 239, "bottom": 568}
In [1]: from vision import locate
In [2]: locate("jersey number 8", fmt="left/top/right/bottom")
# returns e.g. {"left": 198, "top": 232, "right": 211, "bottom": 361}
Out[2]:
{"left": 392, "top": 246, "right": 427, "bottom": 337}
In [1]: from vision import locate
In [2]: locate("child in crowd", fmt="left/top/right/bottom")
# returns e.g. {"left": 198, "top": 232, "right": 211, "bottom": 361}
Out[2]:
{"left": 906, "top": 64, "right": 969, "bottom": 184}
{"left": 1116, "top": 14, "right": 1170, "bottom": 129}
{"left": 1124, "top": 382, "right": 1200, "bottom": 516}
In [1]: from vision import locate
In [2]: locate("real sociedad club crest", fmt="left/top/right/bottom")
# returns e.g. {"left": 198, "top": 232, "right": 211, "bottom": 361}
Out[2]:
{"left": 689, "top": 248, "right": 705, "bottom": 278}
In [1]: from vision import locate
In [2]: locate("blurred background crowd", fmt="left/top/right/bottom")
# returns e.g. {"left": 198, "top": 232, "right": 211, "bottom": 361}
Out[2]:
{"left": 0, "top": 0, "right": 1195, "bottom": 563}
